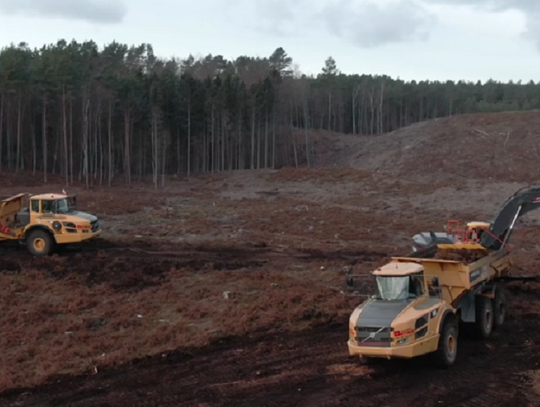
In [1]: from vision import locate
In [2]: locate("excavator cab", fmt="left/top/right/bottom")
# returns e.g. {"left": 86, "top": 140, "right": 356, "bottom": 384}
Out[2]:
{"left": 411, "top": 221, "right": 490, "bottom": 252}
{"left": 445, "top": 220, "right": 490, "bottom": 244}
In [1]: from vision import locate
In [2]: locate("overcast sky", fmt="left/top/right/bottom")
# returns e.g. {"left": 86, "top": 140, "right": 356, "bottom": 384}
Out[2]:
{"left": 0, "top": 0, "right": 538, "bottom": 83}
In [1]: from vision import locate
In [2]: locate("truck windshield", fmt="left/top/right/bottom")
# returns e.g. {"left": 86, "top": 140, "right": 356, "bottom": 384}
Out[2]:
{"left": 375, "top": 276, "right": 410, "bottom": 300}
{"left": 55, "top": 198, "right": 70, "bottom": 214}
{"left": 375, "top": 275, "right": 424, "bottom": 300}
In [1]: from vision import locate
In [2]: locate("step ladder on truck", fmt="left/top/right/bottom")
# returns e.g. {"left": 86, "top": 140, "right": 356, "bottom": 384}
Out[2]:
{"left": 346, "top": 185, "right": 540, "bottom": 367}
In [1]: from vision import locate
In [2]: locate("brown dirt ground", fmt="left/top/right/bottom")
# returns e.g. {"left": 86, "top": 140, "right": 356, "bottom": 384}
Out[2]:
{"left": 1, "top": 111, "right": 540, "bottom": 406}
{"left": 308, "top": 111, "right": 540, "bottom": 183}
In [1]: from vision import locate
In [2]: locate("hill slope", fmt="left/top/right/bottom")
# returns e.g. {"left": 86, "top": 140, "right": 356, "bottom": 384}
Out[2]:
{"left": 310, "top": 111, "right": 540, "bottom": 183}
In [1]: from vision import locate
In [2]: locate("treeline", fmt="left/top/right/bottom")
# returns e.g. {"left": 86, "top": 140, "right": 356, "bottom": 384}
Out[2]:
{"left": 0, "top": 40, "right": 538, "bottom": 187}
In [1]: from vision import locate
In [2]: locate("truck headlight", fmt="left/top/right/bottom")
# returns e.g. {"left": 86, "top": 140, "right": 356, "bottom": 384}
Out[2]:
{"left": 397, "top": 337, "right": 409, "bottom": 346}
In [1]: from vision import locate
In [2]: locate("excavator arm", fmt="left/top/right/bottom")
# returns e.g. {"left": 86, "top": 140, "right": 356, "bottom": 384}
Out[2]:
{"left": 480, "top": 185, "right": 540, "bottom": 250}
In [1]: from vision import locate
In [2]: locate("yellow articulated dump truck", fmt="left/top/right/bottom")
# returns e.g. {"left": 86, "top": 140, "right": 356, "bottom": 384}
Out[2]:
{"left": 347, "top": 185, "right": 540, "bottom": 367}
{"left": 347, "top": 245, "right": 510, "bottom": 367}
{"left": 0, "top": 191, "right": 101, "bottom": 256}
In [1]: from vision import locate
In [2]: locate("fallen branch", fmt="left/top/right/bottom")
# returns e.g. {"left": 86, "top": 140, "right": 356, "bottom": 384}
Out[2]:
{"left": 504, "top": 131, "right": 511, "bottom": 148}
{"left": 474, "top": 128, "right": 489, "bottom": 138}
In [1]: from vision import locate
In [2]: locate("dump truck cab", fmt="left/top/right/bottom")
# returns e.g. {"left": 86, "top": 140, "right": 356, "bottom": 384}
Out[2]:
{"left": 23, "top": 193, "right": 100, "bottom": 255}
{"left": 348, "top": 261, "right": 456, "bottom": 365}
{"left": 0, "top": 192, "right": 101, "bottom": 256}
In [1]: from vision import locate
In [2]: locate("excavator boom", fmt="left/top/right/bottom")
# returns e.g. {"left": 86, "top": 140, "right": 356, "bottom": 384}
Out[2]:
{"left": 480, "top": 185, "right": 540, "bottom": 250}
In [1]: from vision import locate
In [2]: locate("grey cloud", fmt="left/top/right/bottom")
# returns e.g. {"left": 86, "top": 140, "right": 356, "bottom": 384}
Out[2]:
{"left": 429, "top": 0, "right": 540, "bottom": 50}
{"left": 0, "top": 0, "right": 127, "bottom": 24}
{"left": 520, "top": 16, "right": 540, "bottom": 50}
{"left": 226, "top": 0, "right": 312, "bottom": 37}
{"left": 320, "top": 0, "right": 436, "bottom": 47}
{"left": 233, "top": 0, "right": 436, "bottom": 47}
{"left": 428, "top": 0, "right": 540, "bottom": 12}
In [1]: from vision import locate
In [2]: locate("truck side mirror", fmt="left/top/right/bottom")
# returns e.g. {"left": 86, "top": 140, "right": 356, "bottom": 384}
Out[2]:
{"left": 431, "top": 277, "right": 439, "bottom": 287}
{"left": 68, "top": 194, "right": 77, "bottom": 207}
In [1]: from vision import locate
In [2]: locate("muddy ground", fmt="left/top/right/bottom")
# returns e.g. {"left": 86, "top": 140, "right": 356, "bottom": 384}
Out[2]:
{"left": 1, "top": 116, "right": 540, "bottom": 406}
{"left": 1, "top": 239, "right": 540, "bottom": 407}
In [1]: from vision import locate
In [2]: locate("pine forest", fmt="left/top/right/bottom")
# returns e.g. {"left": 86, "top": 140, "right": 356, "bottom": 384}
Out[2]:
{"left": 0, "top": 40, "right": 538, "bottom": 187}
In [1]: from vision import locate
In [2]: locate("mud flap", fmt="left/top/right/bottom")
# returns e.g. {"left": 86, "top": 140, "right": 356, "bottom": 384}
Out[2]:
{"left": 460, "top": 291, "right": 476, "bottom": 323}
{"left": 458, "top": 282, "right": 495, "bottom": 323}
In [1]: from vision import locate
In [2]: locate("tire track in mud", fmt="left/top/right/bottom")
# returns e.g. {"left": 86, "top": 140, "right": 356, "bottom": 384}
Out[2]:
{"left": 0, "top": 236, "right": 390, "bottom": 275}
{"left": 2, "top": 307, "right": 540, "bottom": 407}
{"left": 1, "top": 240, "right": 539, "bottom": 406}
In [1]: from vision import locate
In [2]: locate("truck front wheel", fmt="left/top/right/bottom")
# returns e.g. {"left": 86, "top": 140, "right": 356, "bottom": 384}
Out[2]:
{"left": 433, "top": 316, "right": 458, "bottom": 368}
{"left": 27, "top": 230, "right": 54, "bottom": 256}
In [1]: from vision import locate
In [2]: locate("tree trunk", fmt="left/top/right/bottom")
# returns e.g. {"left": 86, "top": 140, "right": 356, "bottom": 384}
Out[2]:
{"left": 82, "top": 96, "right": 90, "bottom": 188}
{"left": 62, "top": 86, "right": 69, "bottom": 185}
{"left": 264, "top": 109, "right": 268, "bottom": 168}
{"left": 15, "top": 94, "right": 22, "bottom": 172}
{"left": 70, "top": 98, "right": 74, "bottom": 185}
{"left": 302, "top": 96, "right": 311, "bottom": 167}
{"left": 272, "top": 102, "right": 276, "bottom": 169}
{"left": 250, "top": 103, "right": 255, "bottom": 169}
{"left": 124, "top": 108, "right": 131, "bottom": 184}
{"left": 108, "top": 100, "right": 113, "bottom": 187}
{"left": 42, "top": 96, "right": 47, "bottom": 182}
{"left": 0, "top": 92, "right": 3, "bottom": 173}
{"left": 187, "top": 95, "right": 191, "bottom": 176}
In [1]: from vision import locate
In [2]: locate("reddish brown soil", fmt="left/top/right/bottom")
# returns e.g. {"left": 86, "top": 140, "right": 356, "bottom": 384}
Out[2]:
{"left": 434, "top": 248, "right": 488, "bottom": 264}
{"left": 309, "top": 111, "right": 540, "bottom": 183}
{"left": 1, "top": 300, "right": 539, "bottom": 407}
{"left": 1, "top": 112, "right": 540, "bottom": 406}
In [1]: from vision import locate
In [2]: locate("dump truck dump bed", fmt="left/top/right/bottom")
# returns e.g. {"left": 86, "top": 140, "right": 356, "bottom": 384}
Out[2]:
{"left": 388, "top": 246, "right": 510, "bottom": 307}
{"left": 0, "top": 193, "right": 27, "bottom": 218}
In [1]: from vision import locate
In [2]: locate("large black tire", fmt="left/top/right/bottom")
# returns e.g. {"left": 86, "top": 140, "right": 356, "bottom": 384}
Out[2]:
{"left": 26, "top": 229, "right": 54, "bottom": 256}
{"left": 493, "top": 285, "right": 506, "bottom": 329}
{"left": 472, "top": 295, "right": 494, "bottom": 339}
{"left": 433, "top": 316, "right": 458, "bottom": 368}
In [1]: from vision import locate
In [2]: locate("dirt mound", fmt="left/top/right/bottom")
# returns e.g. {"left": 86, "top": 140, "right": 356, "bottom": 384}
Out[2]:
{"left": 310, "top": 111, "right": 540, "bottom": 183}
{"left": 266, "top": 167, "right": 373, "bottom": 183}
{"left": 434, "top": 248, "right": 487, "bottom": 264}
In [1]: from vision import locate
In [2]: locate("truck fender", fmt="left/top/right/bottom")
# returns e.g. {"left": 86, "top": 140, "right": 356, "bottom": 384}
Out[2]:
{"left": 437, "top": 308, "right": 457, "bottom": 334}
{"left": 477, "top": 284, "right": 496, "bottom": 299}
{"left": 24, "top": 224, "right": 54, "bottom": 239}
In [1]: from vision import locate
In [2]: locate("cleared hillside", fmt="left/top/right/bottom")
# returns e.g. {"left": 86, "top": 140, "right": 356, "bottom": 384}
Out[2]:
{"left": 309, "top": 111, "right": 540, "bottom": 183}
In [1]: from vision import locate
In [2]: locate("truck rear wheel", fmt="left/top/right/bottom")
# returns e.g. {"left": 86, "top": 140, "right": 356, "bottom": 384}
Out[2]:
{"left": 27, "top": 229, "right": 54, "bottom": 256}
{"left": 473, "top": 295, "right": 493, "bottom": 339}
{"left": 433, "top": 316, "right": 458, "bottom": 368}
{"left": 493, "top": 285, "right": 506, "bottom": 329}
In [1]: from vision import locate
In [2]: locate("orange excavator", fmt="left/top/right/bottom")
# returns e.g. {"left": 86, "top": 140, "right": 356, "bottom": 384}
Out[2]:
{"left": 411, "top": 185, "right": 540, "bottom": 252}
